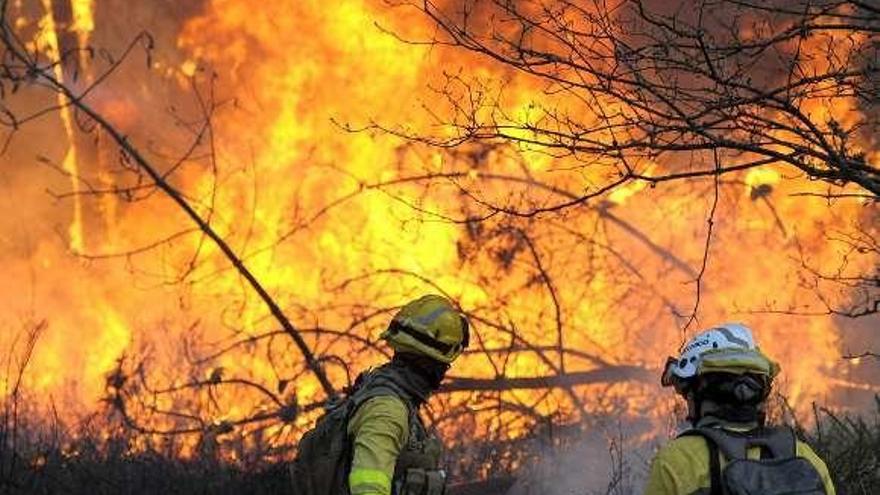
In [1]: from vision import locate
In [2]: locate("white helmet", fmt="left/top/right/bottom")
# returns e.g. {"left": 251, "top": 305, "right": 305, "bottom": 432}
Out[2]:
{"left": 662, "top": 323, "right": 779, "bottom": 387}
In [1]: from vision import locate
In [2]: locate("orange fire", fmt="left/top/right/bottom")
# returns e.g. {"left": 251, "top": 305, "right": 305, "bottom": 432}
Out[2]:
{"left": 0, "top": 0, "right": 877, "bottom": 461}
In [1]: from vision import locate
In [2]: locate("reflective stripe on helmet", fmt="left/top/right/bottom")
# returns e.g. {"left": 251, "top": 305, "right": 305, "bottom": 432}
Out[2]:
{"left": 712, "top": 325, "right": 752, "bottom": 348}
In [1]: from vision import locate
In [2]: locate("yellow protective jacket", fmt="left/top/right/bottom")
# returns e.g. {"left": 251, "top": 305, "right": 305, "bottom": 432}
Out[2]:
{"left": 347, "top": 395, "right": 410, "bottom": 495}
{"left": 644, "top": 429, "right": 835, "bottom": 495}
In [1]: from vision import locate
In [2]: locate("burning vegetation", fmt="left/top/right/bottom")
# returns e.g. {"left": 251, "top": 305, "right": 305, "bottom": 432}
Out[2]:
{"left": 0, "top": 0, "right": 878, "bottom": 493}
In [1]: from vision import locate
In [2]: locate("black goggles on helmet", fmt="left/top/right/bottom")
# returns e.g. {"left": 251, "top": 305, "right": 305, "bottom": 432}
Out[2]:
{"left": 661, "top": 356, "right": 678, "bottom": 387}
{"left": 386, "top": 314, "right": 470, "bottom": 355}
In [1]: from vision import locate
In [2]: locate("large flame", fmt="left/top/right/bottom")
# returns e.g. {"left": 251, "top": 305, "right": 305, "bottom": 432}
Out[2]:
{"left": 36, "top": 0, "right": 85, "bottom": 252}
{"left": 1, "top": 0, "right": 877, "bottom": 461}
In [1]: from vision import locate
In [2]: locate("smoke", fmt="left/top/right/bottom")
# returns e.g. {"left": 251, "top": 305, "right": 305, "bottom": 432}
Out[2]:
{"left": 505, "top": 419, "right": 659, "bottom": 495}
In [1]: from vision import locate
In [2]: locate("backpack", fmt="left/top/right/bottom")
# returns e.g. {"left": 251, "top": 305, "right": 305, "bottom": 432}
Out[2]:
{"left": 289, "top": 372, "right": 416, "bottom": 495}
{"left": 679, "top": 426, "right": 827, "bottom": 495}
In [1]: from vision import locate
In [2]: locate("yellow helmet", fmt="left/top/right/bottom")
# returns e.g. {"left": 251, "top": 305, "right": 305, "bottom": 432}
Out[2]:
{"left": 380, "top": 294, "right": 470, "bottom": 364}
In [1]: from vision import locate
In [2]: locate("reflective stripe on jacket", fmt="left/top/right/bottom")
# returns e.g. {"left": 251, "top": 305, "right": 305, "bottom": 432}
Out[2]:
{"left": 644, "top": 434, "right": 835, "bottom": 495}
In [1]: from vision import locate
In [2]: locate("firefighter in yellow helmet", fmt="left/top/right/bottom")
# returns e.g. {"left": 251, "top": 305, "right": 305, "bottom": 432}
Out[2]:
{"left": 645, "top": 323, "right": 835, "bottom": 495}
{"left": 347, "top": 294, "right": 467, "bottom": 495}
{"left": 291, "top": 294, "right": 468, "bottom": 495}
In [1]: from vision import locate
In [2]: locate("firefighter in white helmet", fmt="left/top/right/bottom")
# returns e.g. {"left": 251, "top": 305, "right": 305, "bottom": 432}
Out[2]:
{"left": 645, "top": 323, "right": 835, "bottom": 495}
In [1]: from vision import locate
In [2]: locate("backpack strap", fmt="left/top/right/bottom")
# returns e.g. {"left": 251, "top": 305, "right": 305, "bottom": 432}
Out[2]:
{"left": 348, "top": 371, "right": 418, "bottom": 422}
{"left": 684, "top": 425, "right": 797, "bottom": 460}
{"left": 678, "top": 425, "right": 800, "bottom": 495}
{"left": 706, "top": 438, "right": 723, "bottom": 495}
{"left": 679, "top": 427, "right": 749, "bottom": 461}
{"left": 678, "top": 429, "right": 731, "bottom": 495}
{"left": 743, "top": 426, "right": 797, "bottom": 460}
